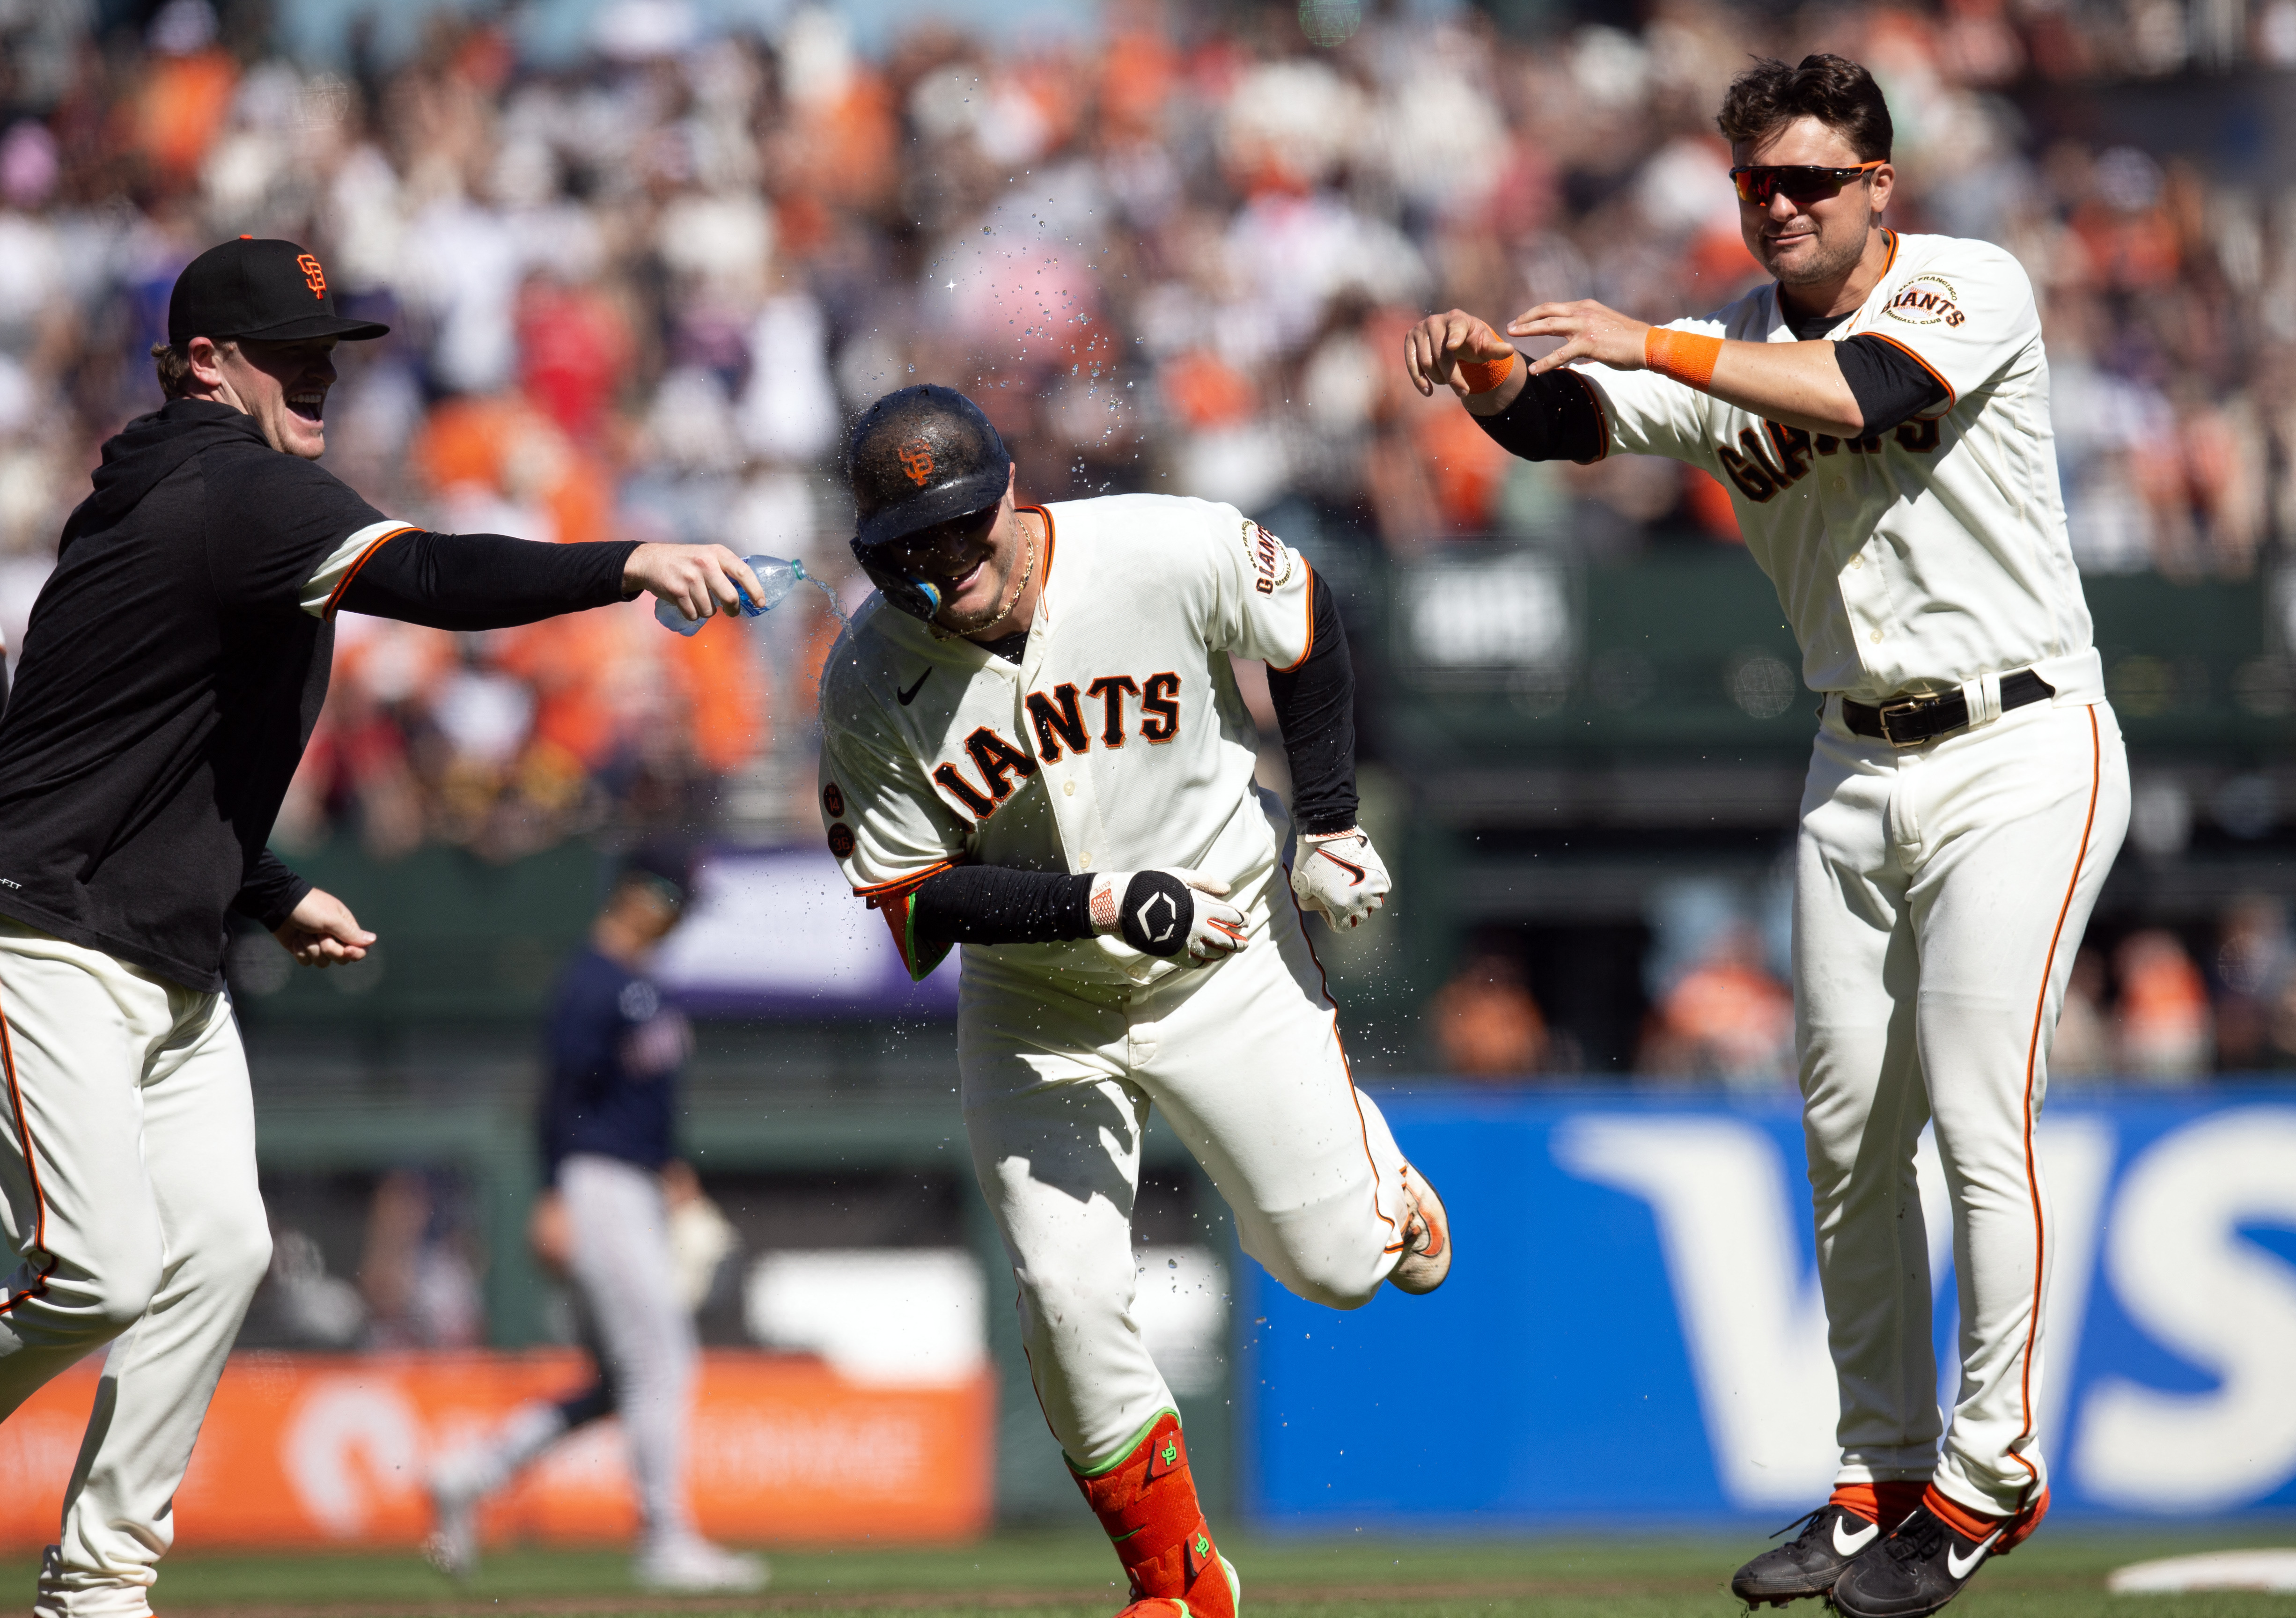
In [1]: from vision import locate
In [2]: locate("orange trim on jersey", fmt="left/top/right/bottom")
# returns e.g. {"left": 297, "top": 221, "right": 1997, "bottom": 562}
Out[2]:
{"left": 2008, "top": 705, "right": 2103, "bottom": 1509}
{"left": 321, "top": 524, "right": 417, "bottom": 619}
{"left": 852, "top": 860, "right": 955, "bottom": 903}
{"left": 1283, "top": 876, "right": 1401, "bottom": 1256}
{"left": 1268, "top": 557, "right": 1317, "bottom": 675}
{"left": 1020, "top": 504, "right": 1056, "bottom": 592}
{"left": 1880, "top": 228, "right": 1900, "bottom": 279}
{"left": 1860, "top": 331, "right": 1957, "bottom": 419}
{"left": 0, "top": 977, "right": 56, "bottom": 1318}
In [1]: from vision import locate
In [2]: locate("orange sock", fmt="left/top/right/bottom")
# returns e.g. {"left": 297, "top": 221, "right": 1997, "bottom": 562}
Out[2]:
{"left": 1829, "top": 1479, "right": 1928, "bottom": 1527}
{"left": 1070, "top": 1412, "right": 1235, "bottom": 1618}
{"left": 1920, "top": 1482, "right": 2050, "bottom": 1555}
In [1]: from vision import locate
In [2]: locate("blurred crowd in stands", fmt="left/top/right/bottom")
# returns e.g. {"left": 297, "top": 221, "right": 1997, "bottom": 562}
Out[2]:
{"left": 1433, "top": 889, "right": 2296, "bottom": 1082}
{"left": 1, "top": 0, "right": 2293, "bottom": 854}
{"left": 2, "top": 0, "right": 2294, "bottom": 1079}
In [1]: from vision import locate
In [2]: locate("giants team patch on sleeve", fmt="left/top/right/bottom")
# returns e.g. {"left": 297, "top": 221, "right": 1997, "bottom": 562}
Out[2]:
{"left": 1884, "top": 273, "right": 1966, "bottom": 328}
{"left": 1240, "top": 520, "right": 1293, "bottom": 595}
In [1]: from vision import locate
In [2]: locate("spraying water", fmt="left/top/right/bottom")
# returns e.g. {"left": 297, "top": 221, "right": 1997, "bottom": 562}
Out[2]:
{"left": 808, "top": 574, "right": 852, "bottom": 632}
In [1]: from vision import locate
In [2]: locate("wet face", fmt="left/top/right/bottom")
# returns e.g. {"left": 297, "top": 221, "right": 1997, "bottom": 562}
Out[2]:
{"left": 1735, "top": 117, "right": 1894, "bottom": 293}
{"left": 196, "top": 335, "right": 339, "bottom": 459}
{"left": 883, "top": 465, "right": 1032, "bottom": 636}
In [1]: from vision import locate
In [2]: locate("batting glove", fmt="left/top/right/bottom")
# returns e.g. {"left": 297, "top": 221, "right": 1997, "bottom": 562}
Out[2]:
{"left": 1291, "top": 827, "right": 1392, "bottom": 930}
{"left": 1090, "top": 868, "right": 1249, "bottom": 965}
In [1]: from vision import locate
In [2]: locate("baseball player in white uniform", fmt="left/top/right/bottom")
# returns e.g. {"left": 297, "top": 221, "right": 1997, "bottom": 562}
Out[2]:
{"left": 817, "top": 385, "right": 1450, "bottom": 1618}
{"left": 1409, "top": 53, "right": 2128, "bottom": 1618}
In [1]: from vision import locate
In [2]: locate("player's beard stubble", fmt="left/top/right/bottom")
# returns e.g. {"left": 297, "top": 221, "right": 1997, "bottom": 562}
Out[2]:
{"left": 1755, "top": 199, "right": 1876, "bottom": 295}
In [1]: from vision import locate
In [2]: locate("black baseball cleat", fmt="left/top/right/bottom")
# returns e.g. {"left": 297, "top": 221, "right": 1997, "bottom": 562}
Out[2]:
{"left": 1829, "top": 1503, "right": 2000, "bottom": 1617}
{"left": 1728, "top": 1503, "right": 1884, "bottom": 1607}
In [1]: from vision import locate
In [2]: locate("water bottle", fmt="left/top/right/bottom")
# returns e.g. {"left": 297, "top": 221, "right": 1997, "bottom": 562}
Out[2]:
{"left": 654, "top": 554, "right": 806, "bottom": 636}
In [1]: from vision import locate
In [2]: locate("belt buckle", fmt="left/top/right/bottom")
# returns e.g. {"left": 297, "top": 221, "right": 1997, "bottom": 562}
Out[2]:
{"left": 1877, "top": 696, "right": 1939, "bottom": 749}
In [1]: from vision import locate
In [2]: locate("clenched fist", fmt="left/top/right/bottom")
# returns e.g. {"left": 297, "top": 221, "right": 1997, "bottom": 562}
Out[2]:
{"left": 1291, "top": 827, "right": 1392, "bottom": 931}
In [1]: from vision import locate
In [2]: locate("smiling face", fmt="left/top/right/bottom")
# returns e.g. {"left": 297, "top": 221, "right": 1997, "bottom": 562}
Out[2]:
{"left": 882, "top": 465, "right": 1038, "bottom": 638}
{"left": 1735, "top": 116, "right": 1894, "bottom": 301}
{"left": 191, "top": 335, "right": 339, "bottom": 458}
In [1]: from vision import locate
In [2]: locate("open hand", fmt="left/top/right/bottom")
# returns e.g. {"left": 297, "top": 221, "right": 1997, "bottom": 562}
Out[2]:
{"left": 1505, "top": 299, "right": 1651, "bottom": 376}
{"left": 272, "top": 886, "right": 375, "bottom": 967}
{"left": 625, "top": 543, "right": 765, "bottom": 625}
{"left": 1404, "top": 309, "right": 1523, "bottom": 410}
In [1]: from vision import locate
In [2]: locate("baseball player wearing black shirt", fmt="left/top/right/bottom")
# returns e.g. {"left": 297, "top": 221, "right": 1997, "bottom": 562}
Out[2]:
{"left": 0, "top": 238, "right": 765, "bottom": 1618}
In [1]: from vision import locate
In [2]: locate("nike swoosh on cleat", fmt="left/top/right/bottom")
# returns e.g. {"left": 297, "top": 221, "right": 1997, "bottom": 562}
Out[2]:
{"left": 1832, "top": 1517, "right": 1880, "bottom": 1556}
{"left": 1945, "top": 1532, "right": 2000, "bottom": 1581}
{"left": 897, "top": 669, "right": 931, "bottom": 706}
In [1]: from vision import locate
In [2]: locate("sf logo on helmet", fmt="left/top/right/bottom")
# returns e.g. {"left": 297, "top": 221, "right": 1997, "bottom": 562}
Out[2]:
{"left": 1131, "top": 890, "right": 1179, "bottom": 947}
{"left": 295, "top": 253, "right": 327, "bottom": 298}
{"left": 898, "top": 438, "right": 935, "bottom": 485}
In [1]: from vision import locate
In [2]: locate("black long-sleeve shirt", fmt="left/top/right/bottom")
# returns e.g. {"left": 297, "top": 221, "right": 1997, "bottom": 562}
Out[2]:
{"left": 0, "top": 400, "right": 637, "bottom": 992}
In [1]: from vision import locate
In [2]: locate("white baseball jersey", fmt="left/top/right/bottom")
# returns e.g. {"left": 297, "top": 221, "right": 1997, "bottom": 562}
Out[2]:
{"left": 817, "top": 494, "right": 1316, "bottom": 985}
{"left": 1583, "top": 230, "right": 2100, "bottom": 705}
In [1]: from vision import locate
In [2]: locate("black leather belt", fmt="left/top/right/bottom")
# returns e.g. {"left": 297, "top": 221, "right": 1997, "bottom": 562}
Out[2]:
{"left": 1842, "top": 669, "right": 2055, "bottom": 748}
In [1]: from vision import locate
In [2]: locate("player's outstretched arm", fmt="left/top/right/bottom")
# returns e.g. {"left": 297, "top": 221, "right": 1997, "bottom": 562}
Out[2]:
{"left": 329, "top": 534, "right": 763, "bottom": 632}
{"left": 1504, "top": 298, "right": 1866, "bottom": 438}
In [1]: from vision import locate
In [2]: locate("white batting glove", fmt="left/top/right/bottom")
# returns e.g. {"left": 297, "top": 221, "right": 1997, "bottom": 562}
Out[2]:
{"left": 1090, "top": 868, "right": 1248, "bottom": 966}
{"left": 1291, "top": 827, "right": 1392, "bottom": 930}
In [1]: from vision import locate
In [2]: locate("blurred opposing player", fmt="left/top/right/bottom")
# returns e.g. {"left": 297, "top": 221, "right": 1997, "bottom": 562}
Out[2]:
{"left": 817, "top": 386, "right": 1449, "bottom": 1618}
{"left": 1412, "top": 52, "right": 2130, "bottom": 1618}
{"left": 425, "top": 853, "right": 758, "bottom": 1594}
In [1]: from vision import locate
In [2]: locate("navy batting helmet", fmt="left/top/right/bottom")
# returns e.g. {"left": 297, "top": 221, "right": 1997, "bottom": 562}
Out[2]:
{"left": 846, "top": 385, "right": 1010, "bottom": 623}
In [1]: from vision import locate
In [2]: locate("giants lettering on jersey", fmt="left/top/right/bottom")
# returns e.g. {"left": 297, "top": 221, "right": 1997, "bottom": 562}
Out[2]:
{"left": 1716, "top": 415, "right": 1942, "bottom": 503}
{"left": 932, "top": 672, "right": 1185, "bottom": 819}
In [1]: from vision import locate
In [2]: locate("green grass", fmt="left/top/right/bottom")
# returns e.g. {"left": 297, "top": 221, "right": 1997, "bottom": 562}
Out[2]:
{"left": 4, "top": 1527, "right": 2293, "bottom": 1616}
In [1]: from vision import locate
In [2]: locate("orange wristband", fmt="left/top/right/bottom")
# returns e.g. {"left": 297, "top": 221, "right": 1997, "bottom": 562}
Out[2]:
{"left": 1457, "top": 350, "right": 1516, "bottom": 394}
{"left": 1644, "top": 327, "right": 1722, "bottom": 391}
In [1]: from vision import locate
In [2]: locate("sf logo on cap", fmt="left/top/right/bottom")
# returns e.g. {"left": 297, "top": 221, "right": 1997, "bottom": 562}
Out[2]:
{"left": 296, "top": 253, "right": 326, "bottom": 298}
{"left": 898, "top": 438, "right": 935, "bottom": 485}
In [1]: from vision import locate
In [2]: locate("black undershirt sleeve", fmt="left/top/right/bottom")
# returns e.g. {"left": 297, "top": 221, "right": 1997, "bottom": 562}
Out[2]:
{"left": 912, "top": 865, "right": 1095, "bottom": 946}
{"left": 335, "top": 531, "right": 643, "bottom": 631}
{"left": 1469, "top": 369, "right": 1607, "bottom": 464}
{"left": 231, "top": 847, "right": 311, "bottom": 931}
{"left": 1266, "top": 571, "right": 1358, "bottom": 835}
{"left": 1834, "top": 334, "right": 1949, "bottom": 433}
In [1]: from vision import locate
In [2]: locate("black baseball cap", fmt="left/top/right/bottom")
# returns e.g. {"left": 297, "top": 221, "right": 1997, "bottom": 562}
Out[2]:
{"left": 167, "top": 236, "right": 390, "bottom": 346}
{"left": 846, "top": 385, "right": 1012, "bottom": 553}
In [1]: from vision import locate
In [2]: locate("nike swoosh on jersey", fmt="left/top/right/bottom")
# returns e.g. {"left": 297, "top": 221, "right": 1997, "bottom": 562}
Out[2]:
{"left": 897, "top": 669, "right": 931, "bottom": 706}
{"left": 1832, "top": 1516, "right": 1880, "bottom": 1557}
{"left": 1945, "top": 1532, "right": 2000, "bottom": 1581}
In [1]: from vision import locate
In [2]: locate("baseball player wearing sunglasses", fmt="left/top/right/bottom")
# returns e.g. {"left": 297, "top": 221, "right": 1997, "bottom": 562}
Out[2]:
{"left": 817, "top": 385, "right": 1449, "bottom": 1618}
{"left": 1408, "top": 53, "right": 2128, "bottom": 1618}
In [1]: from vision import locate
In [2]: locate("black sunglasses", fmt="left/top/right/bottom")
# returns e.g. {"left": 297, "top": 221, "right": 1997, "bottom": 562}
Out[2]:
{"left": 1730, "top": 160, "right": 1886, "bottom": 207}
{"left": 887, "top": 505, "right": 1002, "bottom": 572}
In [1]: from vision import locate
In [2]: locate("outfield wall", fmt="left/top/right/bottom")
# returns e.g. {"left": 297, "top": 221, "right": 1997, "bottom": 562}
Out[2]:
{"left": 1244, "top": 1086, "right": 2296, "bottom": 1527}
{"left": 0, "top": 1352, "right": 993, "bottom": 1552}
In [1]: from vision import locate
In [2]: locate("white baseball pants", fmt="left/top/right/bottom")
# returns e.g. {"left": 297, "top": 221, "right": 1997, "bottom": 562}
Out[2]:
{"left": 557, "top": 1152, "right": 697, "bottom": 1543}
{"left": 0, "top": 921, "right": 272, "bottom": 1618}
{"left": 1796, "top": 697, "right": 2128, "bottom": 1518}
{"left": 960, "top": 887, "right": 1411, "bottom": 1471}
